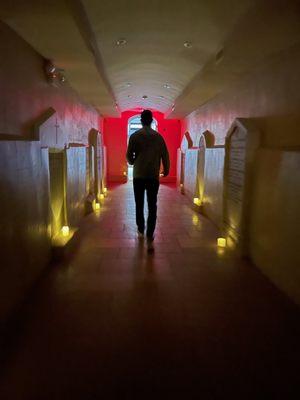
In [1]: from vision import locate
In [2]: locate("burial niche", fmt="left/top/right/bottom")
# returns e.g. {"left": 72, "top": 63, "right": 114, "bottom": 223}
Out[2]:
{"left": 49, "top": 150, "right": 67, "bottom": 237}
{"left": 223, "top": 119, "right": 261, "bottom": 253}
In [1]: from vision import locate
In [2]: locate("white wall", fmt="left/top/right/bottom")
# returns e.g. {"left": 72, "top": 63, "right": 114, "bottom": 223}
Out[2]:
{"left": 203, "top": 148, "right": 225, "bottom": 228}
{"left": 183, "top": 149, "right": 199, "bottom": 201}
{"left": 0, "top": 141, "right": 51, "bottom": 320}
{"left": 250, "top": 148, "right": 300, "bottom": 305}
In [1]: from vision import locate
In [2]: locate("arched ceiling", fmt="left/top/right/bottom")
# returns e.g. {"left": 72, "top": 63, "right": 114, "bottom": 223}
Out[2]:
{"left": 1, "top": 0, "right": 300, "bottom": 118}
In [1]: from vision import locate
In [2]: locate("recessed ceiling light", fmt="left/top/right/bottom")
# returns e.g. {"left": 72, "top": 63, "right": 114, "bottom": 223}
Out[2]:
{"left": 163, "top": 84, "right": 171, "bottom": 89}
{"left": 158, "top": 95, "right": 165, "bottom": 99}
{"left": 116, "top": 38, "right": 127, "bottom": 46}
{"left": 184, "top": 41, "right": 192, "bottom": 48}
{"left": 142, "top": 95, "right": 148, "bottom": 99}
{"left": 126, "top": 82, "right": 132, "bottom": 87}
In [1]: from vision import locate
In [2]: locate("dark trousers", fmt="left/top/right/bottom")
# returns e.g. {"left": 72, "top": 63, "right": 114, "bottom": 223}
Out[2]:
{"left": 133, "top": 178, "right": 160, "bottom": 238}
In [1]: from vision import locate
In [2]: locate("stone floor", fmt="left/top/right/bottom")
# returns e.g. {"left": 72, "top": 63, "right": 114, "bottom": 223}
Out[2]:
{"left": 0, "top": 183, "right": 300, "bottom": 399}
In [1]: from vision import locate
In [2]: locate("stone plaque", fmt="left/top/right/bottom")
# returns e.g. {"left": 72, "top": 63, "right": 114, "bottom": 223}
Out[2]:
{"left": 197, "top": 135, "right": 206, "bottom": 203}
{"left": 223, "top": 119, "right": 261, "bottom": 253}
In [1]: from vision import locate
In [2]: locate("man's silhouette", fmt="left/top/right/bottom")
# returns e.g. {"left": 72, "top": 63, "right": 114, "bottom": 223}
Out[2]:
{"left": 126, "top": 110, "right": 170, "bottom": 251}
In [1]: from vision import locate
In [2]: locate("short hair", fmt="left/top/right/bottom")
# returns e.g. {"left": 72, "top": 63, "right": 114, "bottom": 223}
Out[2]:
{"left": 141, "top": 109, "right": 153, "bottom": 126}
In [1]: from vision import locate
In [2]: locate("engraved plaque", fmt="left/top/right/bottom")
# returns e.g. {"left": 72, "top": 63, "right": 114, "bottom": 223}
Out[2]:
{"left": 223, "top": 119, "right": 261, "bottom": 253}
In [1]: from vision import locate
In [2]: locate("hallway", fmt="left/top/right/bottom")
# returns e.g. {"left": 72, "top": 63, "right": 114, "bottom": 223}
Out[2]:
{"left": 1, "top": 183, "right": 299, "bottom": 399}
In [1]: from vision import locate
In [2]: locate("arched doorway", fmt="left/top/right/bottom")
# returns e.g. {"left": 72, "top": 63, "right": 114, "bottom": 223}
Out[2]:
{"left": 127, "top": 115, "right": 158, "bottom": 180}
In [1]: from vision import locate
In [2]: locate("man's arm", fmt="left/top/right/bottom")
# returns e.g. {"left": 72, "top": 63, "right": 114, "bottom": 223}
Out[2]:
{"left": 126, "top": 135, "right": 135, "bottom": 165}
{"left": 161, "top": 138, "right": 170, "bottom": 176}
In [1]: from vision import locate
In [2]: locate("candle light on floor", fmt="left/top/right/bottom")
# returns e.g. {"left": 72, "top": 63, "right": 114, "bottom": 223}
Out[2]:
{"left": 61, "top": 226, "right": 70, "bottom": 237}
{"left": 217, "top": 237, "right": 226, "bottom": 248}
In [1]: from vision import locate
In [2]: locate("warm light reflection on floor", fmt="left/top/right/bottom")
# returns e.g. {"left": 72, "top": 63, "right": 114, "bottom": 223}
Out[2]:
{"left": 217, "top": 247, "right": 226, "bottom": 257}
{"left": 192, "top": 214, "right": 199, "bottom": 226}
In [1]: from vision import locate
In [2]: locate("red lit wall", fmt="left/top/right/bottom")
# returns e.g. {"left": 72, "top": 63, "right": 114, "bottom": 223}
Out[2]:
{"left": 0, "top": 21, "right": 101, "bottom": 143}
{"left": 103, "top": 111, "right": 181, "bottom": 183}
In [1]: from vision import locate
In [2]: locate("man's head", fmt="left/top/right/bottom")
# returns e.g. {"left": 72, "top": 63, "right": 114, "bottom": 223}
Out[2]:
{"left": 141, "top": 109, "right": 153, "bottom": 126}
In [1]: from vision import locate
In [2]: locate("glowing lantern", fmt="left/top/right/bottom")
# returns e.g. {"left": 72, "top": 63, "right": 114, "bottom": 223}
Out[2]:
{"left": 193, "top": 198, "right": 201, "bottom": 206}
{"left": 61, "top": 226, "right": 70, "bottom": 237}
{"left": 180, "top": 184, "right": 183, "bottom": 188}
{"left": 99, "top": 194, "right": 105, "bottom": 200}
{"left": 95, "top": 202, "right": 100, "bottom": 210}
{"left": 217, "top": 238, "right": 226, "bottom": 248}
{"left": 104, "top": 187, "right": 108, "bottom": 194}
{"left": 123, "top": 171, "right": 127, "bottom": 176}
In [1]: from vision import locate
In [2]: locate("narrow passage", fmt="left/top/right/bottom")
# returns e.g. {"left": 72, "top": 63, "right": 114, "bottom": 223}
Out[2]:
{"left": 1, "top": 183, "right": 299, "bottom": 399}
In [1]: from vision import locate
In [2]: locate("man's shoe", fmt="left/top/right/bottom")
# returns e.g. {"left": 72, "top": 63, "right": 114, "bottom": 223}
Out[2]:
{"left": 137, "top": 230, "right": 144, "bottom": 239}
{"left": 147, "top": 237, "right": 154, "bottom": 252}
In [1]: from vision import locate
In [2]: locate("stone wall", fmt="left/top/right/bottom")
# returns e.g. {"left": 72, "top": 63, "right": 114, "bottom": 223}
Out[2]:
{"left": 250, "top": 149, "right": 300, "bottom": 305}
{"left": 0, "top": 142, "right": 51, "bottom": 320}
{"left": 203, "top": 148, "right": 225, "bottom": 228}
{"left": 0, "top": 21, "right": 102, "bottom": 322}
{"left": 184, "top": 42, "right": 300, "bottom": 148}
{"left": 0, "top": 21, "right": 100, "bottom": 143}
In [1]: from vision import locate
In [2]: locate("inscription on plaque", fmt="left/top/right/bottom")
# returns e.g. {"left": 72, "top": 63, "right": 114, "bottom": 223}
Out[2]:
{"left": 224, "top": 126, "right": 247, "bottom": 238}
{"left": 223, "top": 119, "right": 261, "bottom": 253}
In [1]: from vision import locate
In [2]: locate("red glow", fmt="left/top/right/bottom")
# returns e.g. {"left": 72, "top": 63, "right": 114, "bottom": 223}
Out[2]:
{"left": 103, "top": 110, "right": 182, "bottom": 183}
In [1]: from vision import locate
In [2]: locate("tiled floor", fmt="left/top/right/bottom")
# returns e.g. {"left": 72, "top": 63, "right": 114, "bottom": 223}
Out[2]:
{"left": 1, "top": 183, "right": 300, "bottom": 399}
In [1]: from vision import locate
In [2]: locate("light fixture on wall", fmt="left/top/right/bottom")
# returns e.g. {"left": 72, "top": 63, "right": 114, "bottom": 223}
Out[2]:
{"left": 44, "top": 59, "right": 66, "bottom": 86}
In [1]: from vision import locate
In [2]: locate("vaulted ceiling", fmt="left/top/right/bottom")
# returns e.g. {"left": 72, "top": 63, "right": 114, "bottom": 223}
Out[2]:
{"left": 1, "top": 0, "right": 300, "bottom": 118}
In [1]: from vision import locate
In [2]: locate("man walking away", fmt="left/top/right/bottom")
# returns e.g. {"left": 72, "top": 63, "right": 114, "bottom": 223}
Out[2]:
{"left": 126, "top": 110, "right": 170, "bottom": 251}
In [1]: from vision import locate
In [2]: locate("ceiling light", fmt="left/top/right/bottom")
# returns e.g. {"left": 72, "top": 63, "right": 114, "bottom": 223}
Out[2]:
{"left": 126, "top": 82, "right": 132, "bottom": 87}
{"left": 184, "top": 41, "right": 192, "bottom": 48}
{"left": 163, "top": 84, "right": 171, "bottom": 89}
{"left": 158, "top": 95, "right": 165, "bottom": 99}
{"left": 116, "top": 38, "right": 127, "bottom": 46}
